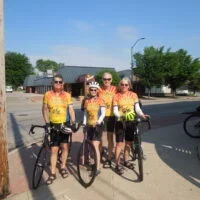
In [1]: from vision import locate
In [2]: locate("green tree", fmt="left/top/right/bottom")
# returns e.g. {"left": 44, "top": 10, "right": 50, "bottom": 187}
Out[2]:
{"left": 5, "top": 52, "right": 33, "bottom": 89}
{"left": 187, "top": 58, "right": 200, "bottom": 95}
{"left": 163, "top": 49, "right": 194, "bottom": 96}
{"left": 133, "top": 46, "right": 165, "bottom": 97}
{"left": 95, "top": 69, "right": 120, "bottom": 86}
{"left": 35, "top": 59, "right": 60, "bottom": 72}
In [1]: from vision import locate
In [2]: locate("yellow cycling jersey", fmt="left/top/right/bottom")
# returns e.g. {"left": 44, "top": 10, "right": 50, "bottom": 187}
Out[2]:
{"left": 98, "top": 85, "right": 117, "bottom": 117}
{"left": 113, "top": 91, "right": 138, "bottom": 119}
{"left": 43, "top": 91, "right": 72, "bottom": 124}
{"left": 84, "top": 97, "right": 105, "bottom": 126}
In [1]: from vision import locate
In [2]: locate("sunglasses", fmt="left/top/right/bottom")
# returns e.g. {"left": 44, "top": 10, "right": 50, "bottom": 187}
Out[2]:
{"left": 89, "top": 89, "right": 97, "bottom": 92}
{"left": 54, "top": 81, "right": 63, "bottom": 84}
{"left": 103, "top": 78, "right": 111, "bottom": 81}
{"left": 120, "top": 83, "right": 129, "bottom": 87}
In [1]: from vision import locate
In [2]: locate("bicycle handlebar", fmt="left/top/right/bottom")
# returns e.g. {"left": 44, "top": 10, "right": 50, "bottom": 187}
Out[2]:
{"left": 119, "top": 116, "right": 151, "bottom": 130}
{"left": 29, "top": 125, "right": 47, "bottom": 135}
{"left": 29, "top": 121, "right": 83, "bottom": 135}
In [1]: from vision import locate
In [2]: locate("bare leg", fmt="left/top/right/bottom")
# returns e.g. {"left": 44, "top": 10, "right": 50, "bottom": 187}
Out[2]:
{"left": 60, "top": 143, "right": 68, "bottom": 169}
{"left": 107, "top": 132, "right": 114, "bottom": 160}
{"left": 92, "top": 141, "right": 100, "bottom": 170}
{"left": 124, "top": 141, "right": 131, "bottom": 162}
{"left": 115, "top": 142, "right": 124, "bottom": 166}
{"left": 50, "top": 146, "right": 59, "bottom": 174}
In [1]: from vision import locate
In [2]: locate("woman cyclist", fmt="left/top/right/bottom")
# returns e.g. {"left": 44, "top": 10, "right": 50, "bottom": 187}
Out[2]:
{"left": 113, "top": 77, "right": 149, "bottom": 175}
{"left": 82, "top": 82, "right": 106, "bottom": 175}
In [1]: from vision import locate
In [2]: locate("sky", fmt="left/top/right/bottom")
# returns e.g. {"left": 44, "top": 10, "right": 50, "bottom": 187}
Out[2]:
{"left": 4, "top": 0, "right": 200, "bottom": 71}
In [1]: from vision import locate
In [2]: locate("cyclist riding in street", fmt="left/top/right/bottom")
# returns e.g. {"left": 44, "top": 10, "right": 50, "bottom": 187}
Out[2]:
{"left": 42, "top": 75, "right": 76, "bottom": 185}
{"left": 82, "top": 82, "right": 106, "bottom": 175}
{"left": 113, "top": 77, "right": 149, "bottom": 175}
{"left": 98, "top": 72, "right": 117, "bottom": 168}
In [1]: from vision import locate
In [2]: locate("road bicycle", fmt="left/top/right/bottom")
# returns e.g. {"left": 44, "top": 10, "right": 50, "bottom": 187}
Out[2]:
{"left": 183, "top": 111, "right": 200, "bottom": 138}
{"left": 29, "top": 123, "right": 75, "bottom": 189}
{"left": 77, "top": 124, "right": 102, "bottom": 187}
{"left": 120, "top": 116, "right": 151, "bottom": 181}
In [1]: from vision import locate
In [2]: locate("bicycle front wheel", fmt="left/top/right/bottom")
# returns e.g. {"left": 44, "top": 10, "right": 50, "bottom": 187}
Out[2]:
{"left": 32, "top": 145, "right": 51, "bottom": 189}
{"left": 183, "top": 114, "right": 200, "bottom": 138}
{"left": 68, "top": 133, "right": 72, "bottom": 155}
{"left": 77, "top": 140, "right": 97, "bottom": 187}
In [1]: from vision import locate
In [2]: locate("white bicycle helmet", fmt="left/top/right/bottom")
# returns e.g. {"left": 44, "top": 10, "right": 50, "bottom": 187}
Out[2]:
{"left": 88, "top": 81, "right": 100, "bottom": 89}
{"left": 60, "top": 124, "right": 72, "bottom": 134}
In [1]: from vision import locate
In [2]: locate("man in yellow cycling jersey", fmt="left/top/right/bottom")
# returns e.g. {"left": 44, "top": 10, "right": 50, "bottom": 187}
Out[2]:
{"left": 98, "top": 72, "right": 117, "bottom": 168}
{"left": 42, "top": 75, "right": 75, "bottom": 185}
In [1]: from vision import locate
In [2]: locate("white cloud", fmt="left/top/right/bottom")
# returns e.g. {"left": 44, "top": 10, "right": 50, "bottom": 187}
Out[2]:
{"left": 29, "top": 45, "right": 130, "bottom": 71}
{"left": 116, "top": 25, "right": 138, "bottom": 41}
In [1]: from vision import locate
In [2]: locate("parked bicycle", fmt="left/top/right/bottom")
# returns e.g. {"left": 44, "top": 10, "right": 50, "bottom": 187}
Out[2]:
{"left": 77, "top": 124, "right": 100, "bottom": 188}
{"left": 121, "top": 116, "right": 151, "bottom": 181}
{"left": 183, "top": 111, "right": 200, "bottom": 138}
{"left": 29, "top": 123, "right": 77, "bottom": 189}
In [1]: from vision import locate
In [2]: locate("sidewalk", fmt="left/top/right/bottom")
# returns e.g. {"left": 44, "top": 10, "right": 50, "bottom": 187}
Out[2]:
{"left": 5, "top": 122, "right": 200, "bottom": 200}
{"left": 140, "top": 95, "right": 200, "bottom": 105}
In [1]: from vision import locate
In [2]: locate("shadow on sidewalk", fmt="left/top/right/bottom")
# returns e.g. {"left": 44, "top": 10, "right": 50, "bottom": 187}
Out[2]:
{"left": 67, "top": 141, "right": 82, "bottom": 183}
{"left": 8, "top": 113, "right": 57, "bottom": 199}
{"left": 141, "top": 115, "right": 200, "bottom": 188}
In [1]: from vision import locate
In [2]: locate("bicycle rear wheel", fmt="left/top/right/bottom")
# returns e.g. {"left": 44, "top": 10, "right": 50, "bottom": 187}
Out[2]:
{"left": 133, "top": 133, "right": 144, "bottom": 181}
{"left": 77, "top": 140, "right": 97, "bottom": 187}
{"left": 32, "top": 145, "right": 51, "bottom": 189}
{"left": 183, "top": 114, "right": 200, "bottom": 138}
{"left": 137, "top": 146, "right": 143, "bottom": 181}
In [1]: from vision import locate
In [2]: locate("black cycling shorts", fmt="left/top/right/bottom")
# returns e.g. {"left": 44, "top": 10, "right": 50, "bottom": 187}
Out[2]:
{"left": 104, "top": 116, "right": 115, "bottom": 132}
{"left": 115, "top": 121, "right": 136, "bottom": 143}
{"left": 50, "top": 123, "right": 69, "bottom": 147}
{"left": 87, "top": 125, "right": 103, "bottom": 141}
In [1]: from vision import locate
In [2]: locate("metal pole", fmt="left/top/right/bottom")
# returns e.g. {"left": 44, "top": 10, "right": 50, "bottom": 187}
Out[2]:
{"left": 0, "top": 0, "right": 10, "bottom": 197}
{"left": 131, "top": 37, "right": 145, "bottom": 93}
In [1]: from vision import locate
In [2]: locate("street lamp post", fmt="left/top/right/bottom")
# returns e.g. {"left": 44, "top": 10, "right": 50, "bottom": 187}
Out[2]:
{"left": 131, "top": 37, "right": 145, "bottom": 68}
{"left": 131, "top": 37, "right": 145, "bottom": 94}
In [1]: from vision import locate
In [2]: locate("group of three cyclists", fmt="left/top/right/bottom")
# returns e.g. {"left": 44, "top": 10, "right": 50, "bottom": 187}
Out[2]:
{"left": 42, "top": 73, "right": 148, "bottom": 185}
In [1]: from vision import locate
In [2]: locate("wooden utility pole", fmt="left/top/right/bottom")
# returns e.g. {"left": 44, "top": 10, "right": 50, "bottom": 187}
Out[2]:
{"left": 0, "top": 0, "right": 10, "bottom": 197}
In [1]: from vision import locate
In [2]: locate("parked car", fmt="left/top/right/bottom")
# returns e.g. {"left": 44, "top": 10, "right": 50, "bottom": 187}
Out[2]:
{"left": 6, "top": 85, "right": 13, "bottom": 93}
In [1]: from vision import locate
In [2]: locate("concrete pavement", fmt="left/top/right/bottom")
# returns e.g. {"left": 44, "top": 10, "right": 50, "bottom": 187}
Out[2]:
{"left": 5, "top": 123, "right": 200, "bottom": 200}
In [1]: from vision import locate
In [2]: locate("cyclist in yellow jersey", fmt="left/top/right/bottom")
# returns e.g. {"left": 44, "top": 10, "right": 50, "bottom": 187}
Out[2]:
{"left": 113, "top": 77, "right": 149, "bottom": 175}
{"left": 83, "top": 82, "right": 106, "bottom": 175}
{"left": 98, "top": 72, "right": 117, "bottom": 168}
{"left": 42, "top": 75, "right": 75, "bottom": 185}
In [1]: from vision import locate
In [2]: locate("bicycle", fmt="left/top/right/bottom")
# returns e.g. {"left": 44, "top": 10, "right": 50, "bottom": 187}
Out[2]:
{"left": 29, "top": 123, "right": 75, "bottom": 189}
{"left": 120, "top": 116, "right": 151, "bottom": 181}
{"left": 183, "top": 111, "right": 200, "bottom": 138}
{"left": 77, "top": 124, "right": 101, "bottom": 188}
